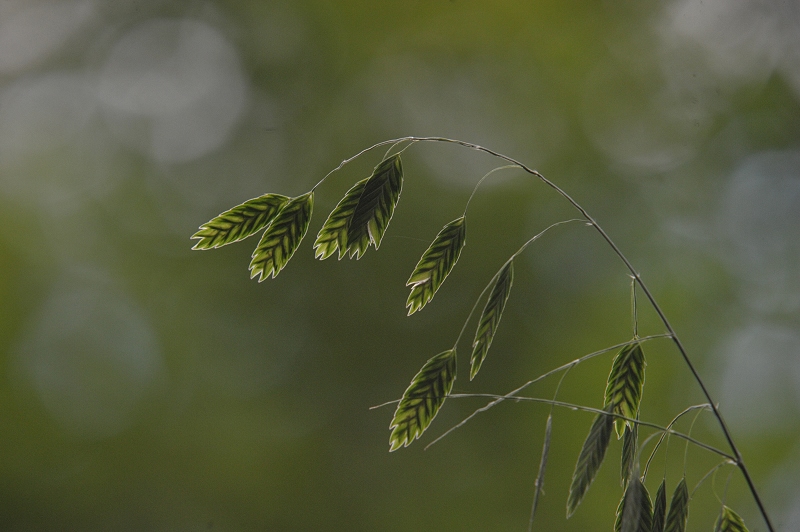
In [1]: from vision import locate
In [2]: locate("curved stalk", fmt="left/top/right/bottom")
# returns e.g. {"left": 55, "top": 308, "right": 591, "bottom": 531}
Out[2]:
{"left": 347, "top": 136, "right": 773, "bottom": 531}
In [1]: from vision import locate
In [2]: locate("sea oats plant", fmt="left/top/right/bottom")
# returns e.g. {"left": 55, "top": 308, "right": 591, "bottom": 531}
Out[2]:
{"left": 192, "top": 137, "right": 774, "bottom": 531}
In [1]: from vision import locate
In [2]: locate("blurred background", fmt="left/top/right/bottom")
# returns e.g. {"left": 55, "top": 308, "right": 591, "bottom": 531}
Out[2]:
{"left": 0, "top": 0, "right": 798, "bottom": 530}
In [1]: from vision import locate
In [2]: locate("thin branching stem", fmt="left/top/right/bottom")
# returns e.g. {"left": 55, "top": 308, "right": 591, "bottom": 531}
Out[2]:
{"left": 341, "top": 136, "right": 773, "bottom": 530}
{"left": 310, "top": 139, "right": 408, "bottom": 192}
{"left": 693, "top": 461, "right": 734, "bottom": 499}
{"left": 684, "top": 406, "right": 707, "bottom": 477}
{"left": 642, "top": 404, "right": 712, "bottom": 480}
{"left": 441, "top": 394, "right": 734, "bottom": 461}
{"left": 630, "top": 275, "right": 639, "bottom": 339}
{"left": 451, "top": 218, "right": 581, "bottom": 350}
{"left": 420, "top": 334, "right": 671, "bottom": 447}
{"left": 451, "top": 279, "right": 493, "bottom": 352}
{"left": 381, "top": 140, "right": 405, "bottom": 161}
{"left": 463, "top": 164, "right": 521, "bottom": 216}
{"left": 510, "top": 219, "right": 585, "bottom": 260}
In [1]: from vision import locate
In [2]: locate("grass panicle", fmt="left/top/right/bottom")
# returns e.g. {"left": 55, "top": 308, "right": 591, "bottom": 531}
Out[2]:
{"left": 389, "top": 349, "right": 457, "bottom": 451}
{"left": 470, "top": 260, "right": 514, "bottom": 380}
{"left": 605, "top": 342, "right": 646, "bottom": 438}
{"left": 249, "top": 192, "right": 314, "bottom": 281}
{"left": 192, "top": 193, "right": 290, "bottom": 250}
{"left": 406, "top": 216, "right": 467, "bottom": 315}
{"left": 567, "top": 405, "right": 615, "bottom": 517}
{"left": 190, "top": 136, "right": 775, "bottom": 532}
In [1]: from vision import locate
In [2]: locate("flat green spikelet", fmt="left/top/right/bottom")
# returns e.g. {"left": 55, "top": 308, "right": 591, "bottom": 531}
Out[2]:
{"left": 389, "top": 349, "right": 456, "bottom": 451}
{"left": 714, "top": 506, "right": 749, "bottom": 532}
{"left": 567, "top": 405, "right": 614, "bottom": 518}
{"left": 621, "top": 423, "right": 638, "bottom": 487}
{"left": 406, "top": 216, "right": 466, "bottom": 315}
{"left": 652, "top": 479, "right": 667, "bottom": 532}
{"left": 605, "top": 342, "right": 646, "bottom": 438}
{"left": 249, "top": 192, "right": 314, "bottom": 281}
{"left": 313, "top": 177, "right": 368, "bottom": 260}
{"left": 325, "top": 154, "right": 403, "bottom": 260}
{"left": 348, "top": 154, "right": 403, "bottom": 258}
{"left": 470, "top": 260, "right": 514, "bottom": 380}
{"left": 191, "top": 193, "right": 290, "bottom": 250}
{"left": 664, "top": 477, "right": 690, "bottom": 532}
{"left": 615, "top": 475, "right": 653, "bottom": 532}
